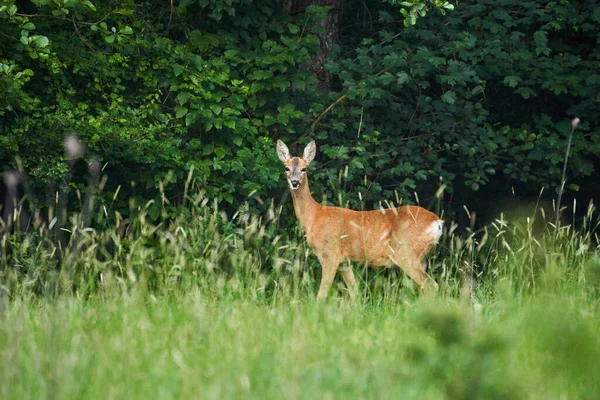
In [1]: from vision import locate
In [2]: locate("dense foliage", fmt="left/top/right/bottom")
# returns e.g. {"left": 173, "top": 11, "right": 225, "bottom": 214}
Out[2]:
{"left": 1, "top": 0, "right": 599, "bottom": 219}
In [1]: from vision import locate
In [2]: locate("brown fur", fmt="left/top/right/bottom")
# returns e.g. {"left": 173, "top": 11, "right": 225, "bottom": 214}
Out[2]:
{"left": 278, "top": 140, "right": 443, "bottom": 299}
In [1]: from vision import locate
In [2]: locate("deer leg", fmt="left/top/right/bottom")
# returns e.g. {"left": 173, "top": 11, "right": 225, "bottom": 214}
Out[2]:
{"left": 316, "top": 253, "right": 340, "bottom": 300}
{"left": 339, "top": 264, "right": 358, "bottom": 300}
{"left": 420, "top": 260, "right": 439, "bottom": 293}
{"left": 391, "top": 253, "right": 438, "bottom": 293}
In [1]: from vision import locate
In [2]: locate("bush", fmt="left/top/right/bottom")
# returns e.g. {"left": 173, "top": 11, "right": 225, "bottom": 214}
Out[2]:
{"left": 1, "top": 0, "right": 598, "bottom": 219}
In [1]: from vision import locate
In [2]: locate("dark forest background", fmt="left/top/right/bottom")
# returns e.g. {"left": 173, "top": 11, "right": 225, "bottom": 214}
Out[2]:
{"left": 1, "top": 0, "right": 599, "bottom": 227}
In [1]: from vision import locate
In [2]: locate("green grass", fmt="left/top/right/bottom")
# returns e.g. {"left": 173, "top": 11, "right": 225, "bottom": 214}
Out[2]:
{"left": 1, "top": 288, "right": 599, "bottom": 399}
{"left": 1, "top": 187, "right": 600, "bottom": 399}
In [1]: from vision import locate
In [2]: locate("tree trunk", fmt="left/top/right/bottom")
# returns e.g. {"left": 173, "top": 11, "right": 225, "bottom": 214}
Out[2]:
{"left": 285, "top": 0, "right": 343, "bottom": 89}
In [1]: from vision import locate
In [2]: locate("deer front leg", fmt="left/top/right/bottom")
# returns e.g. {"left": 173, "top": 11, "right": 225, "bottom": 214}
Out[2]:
{"left": 339, "top": 264, "right": 358, "bottom": 300}
{"left": 316, "top": 253, "right": 340, "bottom": 300}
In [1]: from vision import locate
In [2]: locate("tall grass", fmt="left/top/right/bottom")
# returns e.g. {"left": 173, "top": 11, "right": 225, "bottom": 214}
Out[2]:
{"left": 1, "top": 135, "right": 598, "bottom": 302}
{"left": 1, "top": 169, "right": 600, "bottom": 399}
{"left": 2, "top": 176, "right": 598, "bottom": 301}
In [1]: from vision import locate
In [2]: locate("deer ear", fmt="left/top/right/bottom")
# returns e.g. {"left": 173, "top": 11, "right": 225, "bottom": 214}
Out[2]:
{"left": 276, "top": 140, "right": 290, "bottom": 162}
{"left": 303, "top": 140, "right": 316, "bottom": 163}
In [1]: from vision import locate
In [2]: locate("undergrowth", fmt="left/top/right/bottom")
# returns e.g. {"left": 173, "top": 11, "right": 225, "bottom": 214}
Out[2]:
{"left": 1, "top": 178, "right": 599, "bottom": 399}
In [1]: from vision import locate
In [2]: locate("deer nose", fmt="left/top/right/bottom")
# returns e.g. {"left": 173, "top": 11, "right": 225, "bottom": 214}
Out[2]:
{"left": 291, "top": 180, "right": 300, "bottom": 189}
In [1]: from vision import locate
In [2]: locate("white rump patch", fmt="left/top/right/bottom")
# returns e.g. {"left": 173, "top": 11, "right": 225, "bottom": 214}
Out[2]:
{"left": 427, "top": 220, "right": 444, "bottom": 243}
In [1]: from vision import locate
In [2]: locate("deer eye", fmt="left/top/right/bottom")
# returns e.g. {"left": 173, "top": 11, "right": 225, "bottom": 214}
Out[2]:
{"left": 285, "top": 167, "right": 290, "bottom": 172}
{"left": 301, "top": 168, "right": 307, "bottom": 172}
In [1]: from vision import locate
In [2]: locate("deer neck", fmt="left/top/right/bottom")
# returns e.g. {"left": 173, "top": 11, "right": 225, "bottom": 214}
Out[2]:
{"left": 291, "top": 178, "right": 319, "bottom": 231}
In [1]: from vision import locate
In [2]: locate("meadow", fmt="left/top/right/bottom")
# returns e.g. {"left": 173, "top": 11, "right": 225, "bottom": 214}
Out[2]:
{"left": 1, "top": 185, "right": 599, "bottom": 399}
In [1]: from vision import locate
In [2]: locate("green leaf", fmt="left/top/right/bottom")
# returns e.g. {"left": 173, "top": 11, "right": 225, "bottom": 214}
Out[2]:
{"left": 441, "top": 90, "right": 457, "bottom": 104}
{"left": 397, "top": 72, "right": 410, "bottom": 85}
{"left": 185, "top": 112, "right": 197, "bottom": 126}
{"left": 534, "top": 31, "right": 550, "bottom": 56}
{"left": 22, "top": 22, "right": 36, "bottom": 31}
{"left": 516, "top": 87, "right": 535, "bottom": 99}
{"left": 233, "top": 136, "right": 242, "bottom": 146}
{"left": 503, "top": 76, "right": 520, "bottom": 88}
{"left": 176, "top": 91, "right": 191, "bottom": 106}
{"left": 288, "top": 24, "right": 300, "bottom": 34}
{"left": 147, "top": 204, "right": 160, "bottom": 221}
{"left": 379, "top": 72, "right": 395, "bottom": 86}
{"left": 210, "top": 104, "right": 222, "bottom": 115}
{"left": 471, "top": 86, "right": 483, "bottom": 95}
{"left": 250, "top": 82, "right": 263, "bottom": 93}
{"left": 173, "top": 65, "right": 184, "bottom": 77}
{"left": 115, "top": 8, "right": 134, "bottom": 15}
{"left": 214, "top": 147, "right": 226, "bottom": 159}
{"left": 83, "top": 0, "right": 97, "bottom": 11}
{"left": 520, "top": 142, "right": 534, "bottom": 150}
{"left": 175, "top": 106, "right": 188, "bottom": 118}
{"left": 34, "top": 36, "right": 49, "bottom": 48}
{"left": 350, "top": 159, "right": 364, "bottom": 169}
{"left": 120, "top": 26, "right": 133, "bottom": 35}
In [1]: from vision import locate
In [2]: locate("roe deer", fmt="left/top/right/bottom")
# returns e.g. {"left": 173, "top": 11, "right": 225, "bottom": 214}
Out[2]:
{"left": 277, "top": 139, "right": 443, "bottom": 299}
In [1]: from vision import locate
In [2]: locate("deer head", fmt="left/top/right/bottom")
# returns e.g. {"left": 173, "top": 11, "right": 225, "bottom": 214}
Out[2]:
{"left": 277, "top": 140, "right": 316, "bottom": 190}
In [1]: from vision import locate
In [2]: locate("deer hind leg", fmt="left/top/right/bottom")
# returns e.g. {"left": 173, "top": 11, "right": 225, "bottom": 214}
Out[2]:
{"left": 316, "top": 252, "right": 340, "bottom": 300}
{"left": 339, "top": 263, "right": 358, "bottom": 300}
{"left": 390, "top": 251, "right": 438, "bottom": 293}
{"left": 420, "top": 259, "right": 439, "bottom": 292}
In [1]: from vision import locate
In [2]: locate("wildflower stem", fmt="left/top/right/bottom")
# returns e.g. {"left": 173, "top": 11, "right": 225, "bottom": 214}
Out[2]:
{"left": 556, "top": 118, "right": 580, "bottom": 224}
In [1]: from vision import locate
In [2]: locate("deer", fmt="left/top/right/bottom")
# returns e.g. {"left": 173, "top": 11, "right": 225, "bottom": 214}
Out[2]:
{"left": 277, "top": 139, "right": 443, "bottom": 299}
